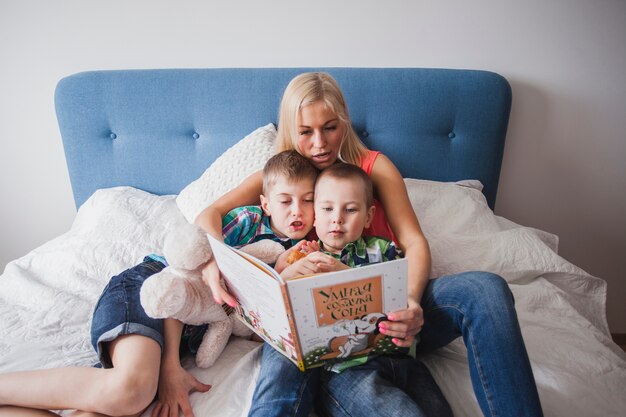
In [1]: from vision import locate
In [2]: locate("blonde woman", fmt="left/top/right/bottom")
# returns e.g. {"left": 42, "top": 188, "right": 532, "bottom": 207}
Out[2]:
{"left": 196, "top": 72, "right": 543, "bottom": 417}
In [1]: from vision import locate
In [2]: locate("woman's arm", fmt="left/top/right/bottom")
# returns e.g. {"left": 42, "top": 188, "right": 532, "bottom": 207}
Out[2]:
{"left": 195, "top": 170, "right": 264, "bottom": 305}
{"left": 369, "top": 154, "right": 431, "bottom": 347}
{"left": 195, "top": 170, "right": 264, "bottom": 239}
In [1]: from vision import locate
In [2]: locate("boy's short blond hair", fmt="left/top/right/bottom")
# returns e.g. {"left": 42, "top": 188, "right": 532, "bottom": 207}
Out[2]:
{"left": 263, "top": 150, "right": 320, "bottom": 195}
{"left": 316, "top": 163, "right": 374, "bottom": 207}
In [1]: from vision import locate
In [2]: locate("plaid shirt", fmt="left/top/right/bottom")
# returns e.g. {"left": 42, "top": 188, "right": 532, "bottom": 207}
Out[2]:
{"left": 319, "top": 236, "right": 407, "bottom": 373}
{"left": 147, "top": 206, "right": 297, "bottom": 266}
{"left": 222, "top": 205, "right": 299, "bottom": 250}
{"left": 320, "top": 236, "right": 401, "bottom": 267}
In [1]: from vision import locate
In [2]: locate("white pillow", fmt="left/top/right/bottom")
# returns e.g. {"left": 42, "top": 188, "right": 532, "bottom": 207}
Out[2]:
{"left": 404, "top": 178, "right": 497, "bottom": 236}
{"left": 176, "top": 123, "right": 277, "bottom": 223}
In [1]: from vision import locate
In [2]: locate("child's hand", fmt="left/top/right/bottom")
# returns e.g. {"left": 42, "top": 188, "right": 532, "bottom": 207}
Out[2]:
{"left": 286, "top": 240, "right": 320, "bottom": 264}
{"left": 377, "top": 298, "right": 424, "bottom": 348}
{"left": 275, "top": 243, "right": 306, "bottom": 273}
{"left": 323, "top": 259, "right": 351, "bottom": 272}
{"left": 298, "top": 240, "right": 321, "bottom": 254}
{"left": 275, "top": 240, "right": 320, "bottom": 273}
{"left": 274, "top": 248, "right": 293, "bottom": 273}
{"left": 154, "top": 361, "right": 211, "bottom": 417}
{"left": 280, "top": 251, "right": 338, "bottom": 279}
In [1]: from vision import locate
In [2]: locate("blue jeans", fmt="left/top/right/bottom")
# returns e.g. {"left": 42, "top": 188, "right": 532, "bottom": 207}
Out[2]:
{"left": 416, "top": 272, "right": 543, "bottom": 417}
{"left": 248, "top": 345, "right": 321, "bottom": 417}
{"left": 318, "top": 355, "right": 452, "bottom": 417}
{"left": 248, "top": 345, "right": 449, "bottom": 417}
{"left": 249, "top": 271, "right": 543, "bottom": 417}
{"left": 91, "top": 257, "right": 166, "bottom": 368}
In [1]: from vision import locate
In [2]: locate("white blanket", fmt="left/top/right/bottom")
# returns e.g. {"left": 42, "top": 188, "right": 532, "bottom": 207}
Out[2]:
{"left": 1, "top": 183, "right": 624, "bottom": 417}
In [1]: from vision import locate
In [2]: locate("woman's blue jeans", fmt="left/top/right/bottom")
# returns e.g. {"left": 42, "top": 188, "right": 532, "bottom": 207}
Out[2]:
{"left": 248, "top": 271, "right": 544, "bottom": 417}
{"left": 417, "top": 272, "right": 543, "bottom": 417}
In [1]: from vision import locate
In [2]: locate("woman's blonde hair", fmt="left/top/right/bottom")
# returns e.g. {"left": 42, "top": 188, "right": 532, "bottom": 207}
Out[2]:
{"left": 275, "top": 72, "right": 368, "bottom": 166}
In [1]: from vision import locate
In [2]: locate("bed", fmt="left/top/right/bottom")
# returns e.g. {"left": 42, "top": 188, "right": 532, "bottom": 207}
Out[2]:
{"left": 1, "top": 68, "right": 625, "bottom": 416}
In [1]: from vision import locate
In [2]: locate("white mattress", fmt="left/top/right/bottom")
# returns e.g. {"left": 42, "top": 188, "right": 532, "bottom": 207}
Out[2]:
{"left": 1, "top": 182, "right": 624, "bottom": 417}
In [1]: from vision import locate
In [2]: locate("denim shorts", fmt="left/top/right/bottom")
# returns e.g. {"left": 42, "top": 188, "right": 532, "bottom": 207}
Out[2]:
{"left": 90, "top": 257, "right": 166, "bottom": 368}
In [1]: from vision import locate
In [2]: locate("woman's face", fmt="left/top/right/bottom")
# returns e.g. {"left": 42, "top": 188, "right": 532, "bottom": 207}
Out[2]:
{"left": 296, "top": 101, "right": 345, "bottom": 170}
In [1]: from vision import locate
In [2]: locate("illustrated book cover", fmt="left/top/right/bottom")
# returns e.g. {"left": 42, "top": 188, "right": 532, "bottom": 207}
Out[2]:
{"left": 207, "top": 235, "right": 408, "bottom": 371}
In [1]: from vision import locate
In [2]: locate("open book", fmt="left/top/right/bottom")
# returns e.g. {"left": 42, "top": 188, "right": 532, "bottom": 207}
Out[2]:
{"left": 208, "top": 235, "right": 409, "bottom": 371}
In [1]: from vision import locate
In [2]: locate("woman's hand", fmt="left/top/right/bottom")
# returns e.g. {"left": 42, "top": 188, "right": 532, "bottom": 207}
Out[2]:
{"left": 152, "top": 362, "right": 211, "bottom": 417}
{"left": 378, "top": 297, "right": 424, "bottom": 348}
{"left": 201, "top": 259, "right": 237, "bottom": 307}
{"left": 280, "top": 251, "right": 343, "bottom": 279}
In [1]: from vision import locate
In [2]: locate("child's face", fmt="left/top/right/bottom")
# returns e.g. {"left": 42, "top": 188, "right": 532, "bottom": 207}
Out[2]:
{"left": 314, "top": 176, "right": 375, "bottom": 254}
{"left": 260, "top": 176, "right": 316, "bottom": 240}
{"left": 297, "top": 101, "right": 345, "bottom": 170}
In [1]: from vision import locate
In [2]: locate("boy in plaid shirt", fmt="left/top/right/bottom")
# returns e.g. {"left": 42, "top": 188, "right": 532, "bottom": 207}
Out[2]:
{"left": 251, "top": 162, "right": 450, "bottom": 417}
{"left": 281, "top": 162, "right": 401, "bottom": 278}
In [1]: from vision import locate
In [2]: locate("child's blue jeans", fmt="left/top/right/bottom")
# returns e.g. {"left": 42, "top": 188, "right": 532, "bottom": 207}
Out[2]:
{"left": 248, "top": 344, "right": 450, "bottom": 417}
{"left": 90, "top": 257, "right": 166, "bottom": 368}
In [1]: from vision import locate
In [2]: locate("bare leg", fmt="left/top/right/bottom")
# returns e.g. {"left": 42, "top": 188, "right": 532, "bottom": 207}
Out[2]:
{"left": 0, "top": 408, "right": 147, "bottom": 417}
{"left": 0, "top": 404, "right": 146, "bottom": 417}
{"left": 70, "top": 410, "right": 143, "bottom": 417}
{"left": 0, "top": 335, "right": 160, "bottom": 416}
{"left": 0, "top": 406, "right": 58, "bottom": 416}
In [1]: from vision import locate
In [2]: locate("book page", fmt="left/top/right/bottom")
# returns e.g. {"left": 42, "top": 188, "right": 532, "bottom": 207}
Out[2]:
{"left": 285, "top": 258, "right": 408, "bottom": 368}
{"left": 235, "top": 249, "right": 283, "bottom": 281}
{"left": 207, "top": 235, "right": 299, "bottom": 364}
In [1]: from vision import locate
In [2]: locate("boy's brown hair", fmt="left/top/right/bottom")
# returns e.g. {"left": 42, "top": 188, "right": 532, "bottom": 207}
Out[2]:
{"left": 262, "top": 150, "right": 320, "bottom": 194}
{"left": 315, "top": 163, "right": 374, "bottom": 207}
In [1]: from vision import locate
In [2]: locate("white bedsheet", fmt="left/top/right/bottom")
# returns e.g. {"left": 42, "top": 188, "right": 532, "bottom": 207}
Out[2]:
{"left": 1, "top": 184, "right": 624, "bottom": 417}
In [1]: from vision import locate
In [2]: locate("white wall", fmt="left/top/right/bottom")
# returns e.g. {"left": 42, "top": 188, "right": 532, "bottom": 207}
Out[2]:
{"left": 1, "top": 0, "right": 624, "bottom": 331}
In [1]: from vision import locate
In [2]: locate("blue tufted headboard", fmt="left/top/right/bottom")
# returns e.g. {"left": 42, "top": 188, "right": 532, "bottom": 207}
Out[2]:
{"left": 55, "top": 68, "right": 511, "bottom": 210}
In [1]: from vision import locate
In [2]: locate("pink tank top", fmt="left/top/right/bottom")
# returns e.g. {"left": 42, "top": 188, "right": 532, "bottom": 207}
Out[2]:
{"left": 360, "top": 150, "right": 396, "bottom": 243}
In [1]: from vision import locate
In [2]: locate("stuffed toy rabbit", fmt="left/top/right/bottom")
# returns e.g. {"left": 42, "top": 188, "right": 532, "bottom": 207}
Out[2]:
{"left": 140, "top": 220, "right": 285, "bottom": 368}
